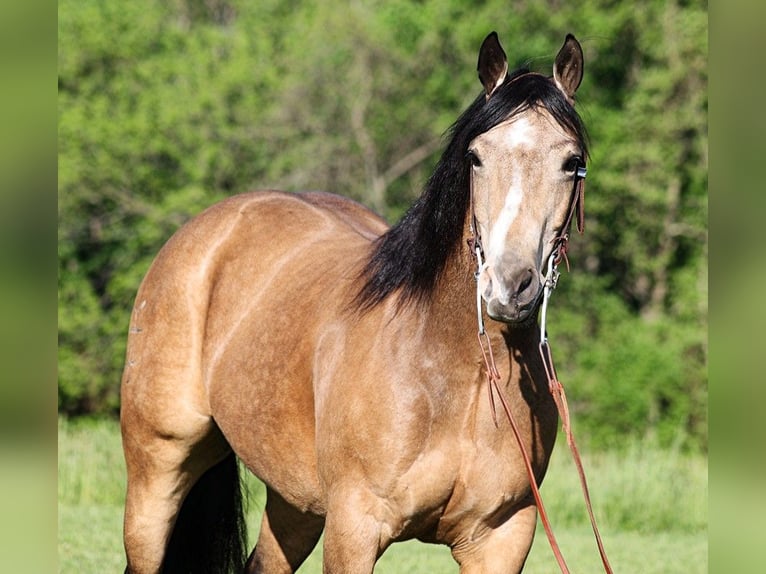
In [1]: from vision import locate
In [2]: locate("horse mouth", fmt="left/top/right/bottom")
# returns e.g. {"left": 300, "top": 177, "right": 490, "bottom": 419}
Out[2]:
{"left": 485, "top": 287, "right": 543, "bottom": 326}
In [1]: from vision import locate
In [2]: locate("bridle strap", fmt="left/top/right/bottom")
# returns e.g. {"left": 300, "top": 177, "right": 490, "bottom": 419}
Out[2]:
{"left": 575, "top": 165, "right": 586, "bottom": 234}
{"left": 477, "top": 333, "right": 573, "bottom": 572}
{"left": 538, "top": 340, "right": 614, "bottom": 573}
{"left": 468, "top": 162, "right": 487, "bottom": 336}
{"left": 471, "top": 164, "right": 613, "bottom": 574}
{"left": 551, "top": 165, "right": 586, "bottom": 271}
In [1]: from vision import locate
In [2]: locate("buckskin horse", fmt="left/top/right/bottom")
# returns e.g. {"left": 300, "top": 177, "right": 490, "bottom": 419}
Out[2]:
{"left": 121, "top": 31, "right": 592, "bottom": 573}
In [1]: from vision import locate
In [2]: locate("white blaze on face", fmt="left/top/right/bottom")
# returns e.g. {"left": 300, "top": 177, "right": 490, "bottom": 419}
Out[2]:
{"left": 484, "top": 117, "right": 534, "bottom": 271}
{"left": 487, "top": 170, "right": 523, "bottom": 268}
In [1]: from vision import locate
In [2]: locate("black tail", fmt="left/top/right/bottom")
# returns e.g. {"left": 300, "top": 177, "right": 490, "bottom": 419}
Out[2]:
{"left": 162, "top": 453, "right": 248, "bottom": 574}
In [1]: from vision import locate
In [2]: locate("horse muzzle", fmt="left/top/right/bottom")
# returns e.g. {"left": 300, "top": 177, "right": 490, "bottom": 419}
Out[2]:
{"left": 479, "top": 265, "right": 543, "bottom": 325}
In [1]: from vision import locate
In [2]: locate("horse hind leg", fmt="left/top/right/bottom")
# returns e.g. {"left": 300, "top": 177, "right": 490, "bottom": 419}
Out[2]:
{"left": 245, "top": 487, "right": 324, "bottom": 574}
{"left": 122, "top": 412, "right": 246, "bottom": 574}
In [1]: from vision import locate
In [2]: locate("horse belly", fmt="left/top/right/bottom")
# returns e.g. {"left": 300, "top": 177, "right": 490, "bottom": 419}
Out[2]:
{"left": 208, "top": 317, "right": 324, "bottom": 511}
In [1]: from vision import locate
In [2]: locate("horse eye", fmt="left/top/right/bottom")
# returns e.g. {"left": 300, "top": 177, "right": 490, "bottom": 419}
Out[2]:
{"left": 467, "top": 150, "right": 483, "bottom": 168}
{"left": 562, "top": 156, "right": 582, "bottom": 174}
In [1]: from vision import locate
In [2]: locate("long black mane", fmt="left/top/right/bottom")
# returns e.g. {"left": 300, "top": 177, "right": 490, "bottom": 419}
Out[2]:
{"left": 356, "top": 68, "right": 589, "bottom": 311}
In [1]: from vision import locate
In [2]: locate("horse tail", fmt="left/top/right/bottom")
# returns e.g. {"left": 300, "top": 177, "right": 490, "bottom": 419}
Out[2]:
{"left": 162, "top": 453, "right": 248, "bottom": 574}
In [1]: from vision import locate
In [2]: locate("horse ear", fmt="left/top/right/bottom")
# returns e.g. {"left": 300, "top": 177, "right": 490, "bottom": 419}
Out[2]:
{"left": 477, "top": 32, "right": 508, "bottom": 100}
{"left": 553, "top": 33, "right": 584, "bottom": 102}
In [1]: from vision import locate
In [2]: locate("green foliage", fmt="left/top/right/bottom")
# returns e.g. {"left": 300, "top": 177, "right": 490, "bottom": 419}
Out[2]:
{"left": 550, "top": 272, "right": 707, "bottom": 451}
{"left": 58, "top": 1, "right": 707, "bottom": 449}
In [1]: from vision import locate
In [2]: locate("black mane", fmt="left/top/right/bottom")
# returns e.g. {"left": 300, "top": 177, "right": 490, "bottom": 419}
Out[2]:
{"left": 356, "top": 69, "right": 589, "bottom": 312}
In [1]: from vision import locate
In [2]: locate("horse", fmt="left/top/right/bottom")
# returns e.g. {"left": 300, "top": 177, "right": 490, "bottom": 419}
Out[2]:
{"left": 120, "top": 31, "right": 589, "bottom": 574}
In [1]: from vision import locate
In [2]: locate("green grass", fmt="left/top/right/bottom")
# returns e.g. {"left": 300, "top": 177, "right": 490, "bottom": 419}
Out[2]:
{"left": 58, "top": 417, "right": 707, "bottom": 573}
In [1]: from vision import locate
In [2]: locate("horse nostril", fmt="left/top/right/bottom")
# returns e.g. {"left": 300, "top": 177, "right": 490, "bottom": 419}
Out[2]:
{"left": 516, "top": 269, "right": 534, "bottom": 295}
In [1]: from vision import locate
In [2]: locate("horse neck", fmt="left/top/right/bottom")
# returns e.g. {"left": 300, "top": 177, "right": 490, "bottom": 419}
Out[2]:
{"left": 430, "top": 232, "right": 475, "bottom": 324}
{"left": 425, "top": 224, "right": 493, "bottom": 345}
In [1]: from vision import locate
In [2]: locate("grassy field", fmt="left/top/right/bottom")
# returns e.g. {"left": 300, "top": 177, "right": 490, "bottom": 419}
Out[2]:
{"left": 58, "top": 417, "right": 707, "bottom": 573}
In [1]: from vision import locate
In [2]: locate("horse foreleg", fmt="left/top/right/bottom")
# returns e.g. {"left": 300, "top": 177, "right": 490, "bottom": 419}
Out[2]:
{"left": 321, "top": 488, "right": 392, "bottom": 574}
{"left": 452, "top": 501, "right": 538, "bottom": 574}
{"left": 245, "top": 487, "right": 324, "bottom": 574}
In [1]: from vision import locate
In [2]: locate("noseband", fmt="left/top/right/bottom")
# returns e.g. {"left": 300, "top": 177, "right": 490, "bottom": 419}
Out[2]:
{"left": 468, "top": 163, "right": 614, "bottom": 574}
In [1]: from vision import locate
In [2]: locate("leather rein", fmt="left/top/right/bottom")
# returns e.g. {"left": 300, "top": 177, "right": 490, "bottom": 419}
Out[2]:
{"left": 469, "top": 164, "right": 614, "bottom": 574}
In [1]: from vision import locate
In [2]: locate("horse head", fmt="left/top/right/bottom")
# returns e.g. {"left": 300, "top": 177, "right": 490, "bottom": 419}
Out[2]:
{"left": 469, "top": 33, "right": 587, "bottom": 325}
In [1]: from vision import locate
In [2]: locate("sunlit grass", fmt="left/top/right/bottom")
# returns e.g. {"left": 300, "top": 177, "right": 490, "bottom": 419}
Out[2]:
{"left": 539, "top": 434, "right": 708, "bottom": 533}
{"left": 58, "top": 417, "right": 707, "bottom": 573}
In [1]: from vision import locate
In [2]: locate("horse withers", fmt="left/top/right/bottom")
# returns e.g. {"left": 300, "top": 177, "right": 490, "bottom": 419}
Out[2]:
{"left": 121, "top": 31, "right": 588, "bottom": 574}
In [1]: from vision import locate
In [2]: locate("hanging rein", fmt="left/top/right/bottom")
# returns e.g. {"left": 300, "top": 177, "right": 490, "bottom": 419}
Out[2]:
{"left": 469, "top": 164, "right": 614, "bottom": 574}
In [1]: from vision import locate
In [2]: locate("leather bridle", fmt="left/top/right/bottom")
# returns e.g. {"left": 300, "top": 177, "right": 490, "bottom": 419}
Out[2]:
{"left": 469, "top": 163, "right": 614, "bottom": 574}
